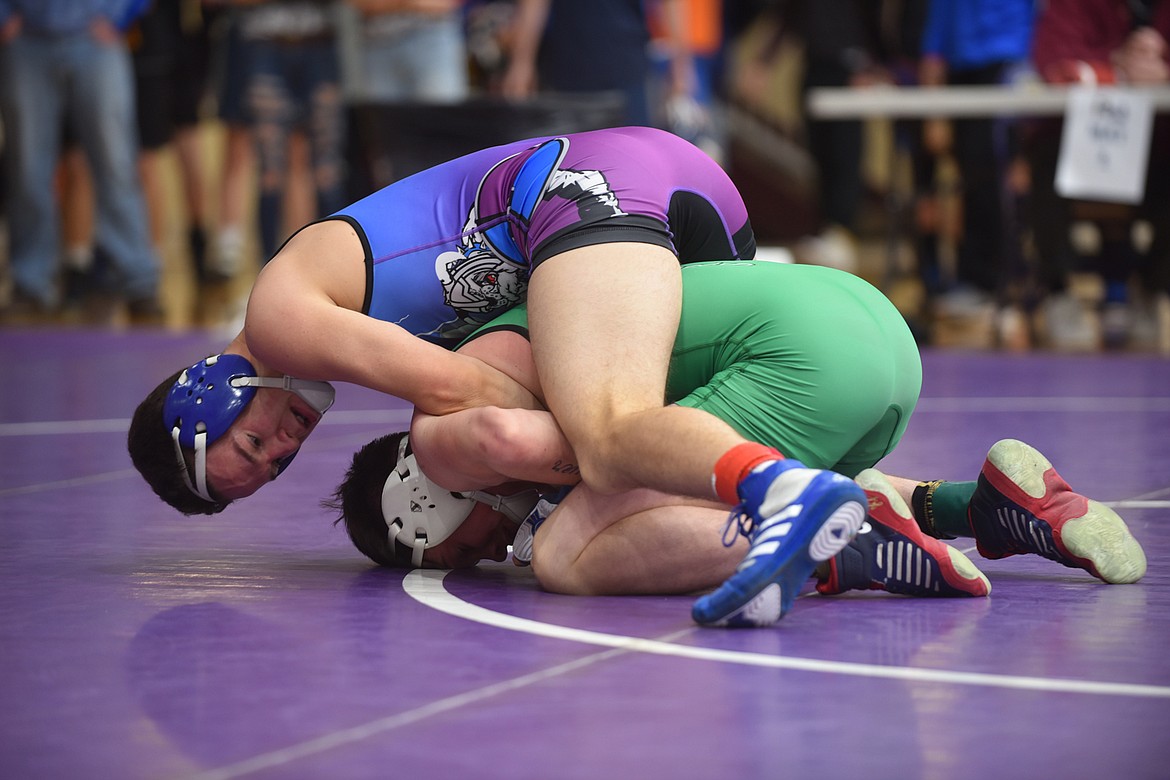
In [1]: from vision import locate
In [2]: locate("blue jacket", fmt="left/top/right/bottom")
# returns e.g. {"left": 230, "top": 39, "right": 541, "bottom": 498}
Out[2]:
{"left": 0, "top": 0, "right": 148, "bottom": 35}
{"left": 921, "top": 0, "right": 1036, "bottom": 70}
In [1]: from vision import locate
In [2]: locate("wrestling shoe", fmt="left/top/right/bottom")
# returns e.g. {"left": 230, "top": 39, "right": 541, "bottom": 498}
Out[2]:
{"left": 510, "top": 491, "right": 565, "bottom": 566}
{"left": 817, "top": 469, "right": 990, "bottom": 597}
{"left": 969, "top": 439, "right": 1146, "bottom": 584}
{"left": 692, "top": 460, "right": 866, "bottom": 627}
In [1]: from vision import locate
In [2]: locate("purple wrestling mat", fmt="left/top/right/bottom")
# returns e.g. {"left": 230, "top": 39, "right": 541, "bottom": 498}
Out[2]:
{"left": 1, "top": 328, "right": 1168, "bottom": 779}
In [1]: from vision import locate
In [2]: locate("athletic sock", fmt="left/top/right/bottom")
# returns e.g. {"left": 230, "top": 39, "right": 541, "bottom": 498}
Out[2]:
{"left": 911, "top": 480, "right": 977, "bottom": 539}
{"left": 713, "top": 442, "right": 785, "bottom": 505}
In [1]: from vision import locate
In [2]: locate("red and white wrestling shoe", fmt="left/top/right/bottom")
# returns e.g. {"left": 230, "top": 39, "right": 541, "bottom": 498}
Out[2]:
{"left": 817, "top": 469, "right": 991, "bottom": 598}
{"left": 968, "top": 439, "right": 1146, "bottom": 584}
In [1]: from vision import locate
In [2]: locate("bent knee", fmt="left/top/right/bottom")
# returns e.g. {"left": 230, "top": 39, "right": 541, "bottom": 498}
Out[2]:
{"left": 531, "top": 557, "right": 577, "bottom": 594}
{"left": 531, "top": 539, "right": 589, "bottom": 595}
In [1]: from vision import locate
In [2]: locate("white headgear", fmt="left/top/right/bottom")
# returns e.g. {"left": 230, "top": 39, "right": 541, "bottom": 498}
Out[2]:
{"left": 380, "top": 435, "right": 540, "bottom": 567}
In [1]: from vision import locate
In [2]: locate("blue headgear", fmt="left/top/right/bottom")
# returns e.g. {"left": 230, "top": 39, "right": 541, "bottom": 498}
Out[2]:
{"left": 164, "top": 354, "right": 335, "bottom": 503}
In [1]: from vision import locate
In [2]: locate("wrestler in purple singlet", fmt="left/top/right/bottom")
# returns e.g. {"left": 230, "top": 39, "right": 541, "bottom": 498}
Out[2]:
{"left": 327, "top": 126, "right": 755, "bottom": 347}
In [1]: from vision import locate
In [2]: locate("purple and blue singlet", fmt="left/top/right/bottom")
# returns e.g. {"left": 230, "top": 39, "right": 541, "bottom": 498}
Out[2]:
{"left": 329, "top": 126, "right": 755, "bottom": 347}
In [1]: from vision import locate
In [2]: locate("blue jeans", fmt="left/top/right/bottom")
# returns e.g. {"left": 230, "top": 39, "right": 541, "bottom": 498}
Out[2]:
{"left": 0, "top": 32, "right": 159, "bottom": 306}
{"left": 246, "top": 38, "right": 345, "bottom": 260}
{"left": 360, "top": 14, "right": 469, "bottom": 102}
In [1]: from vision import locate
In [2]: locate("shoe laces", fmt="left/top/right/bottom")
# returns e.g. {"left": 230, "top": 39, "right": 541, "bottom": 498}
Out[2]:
{"left": 721, "top": 503, "right": 755, "bottom": 548}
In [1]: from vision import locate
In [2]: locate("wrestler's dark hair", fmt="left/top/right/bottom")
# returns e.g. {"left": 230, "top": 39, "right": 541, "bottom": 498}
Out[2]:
{"left": 127, "top": 368, "right": 229, "bottom": 516}
{"left": 324, "top": 432, "right": 414, "bottom": 568}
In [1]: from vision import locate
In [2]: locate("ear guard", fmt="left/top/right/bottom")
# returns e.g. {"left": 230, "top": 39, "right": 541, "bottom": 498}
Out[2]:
{"left": 163, "top": 354, "right": 336, "bottom": 503}
{"left": 381, "top": 434, "right": 541, "bottom": 567}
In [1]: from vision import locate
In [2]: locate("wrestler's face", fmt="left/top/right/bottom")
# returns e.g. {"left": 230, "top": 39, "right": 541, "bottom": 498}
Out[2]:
{"left": 204, "top": 389, "right": 324, "bottom": 500}
{"left": 422, "top": 504, "right": 521, "bottom": 569}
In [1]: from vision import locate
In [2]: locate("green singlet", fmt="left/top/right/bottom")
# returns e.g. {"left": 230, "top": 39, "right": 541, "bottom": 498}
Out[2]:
{"left": 464, "top": 260, "right": 922, "bottom": 477}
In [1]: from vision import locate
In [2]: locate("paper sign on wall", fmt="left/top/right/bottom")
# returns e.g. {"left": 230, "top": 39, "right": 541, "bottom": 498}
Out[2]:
{"left": 1055, "top": 87, "right": 1154, "bottom": 204}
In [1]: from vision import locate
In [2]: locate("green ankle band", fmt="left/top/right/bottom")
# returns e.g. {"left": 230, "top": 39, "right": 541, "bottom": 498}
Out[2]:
{"left": 931, "top": 480, "right": 978, "bottom": 539}
{"left": 911, "top": 481, "right": 951, "bottom": 539}
{"left": 912, "top": 481, "right": 938, "bottom": 536}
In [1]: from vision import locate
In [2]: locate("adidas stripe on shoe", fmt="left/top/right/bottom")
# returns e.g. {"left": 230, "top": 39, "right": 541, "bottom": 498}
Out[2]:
{"left": 817, "top": 469, "right": 990, "bottom": 597}
{"left": 969, "top": 439, "right": 1146, "bottom": 584}
{"left": 692, "top": 460, "right": 866, "bottom": 627}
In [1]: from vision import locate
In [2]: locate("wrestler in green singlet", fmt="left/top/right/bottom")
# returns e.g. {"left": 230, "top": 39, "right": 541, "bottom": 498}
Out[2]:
{"left": 468, "top": 260, "right": 921, "bottom": 477}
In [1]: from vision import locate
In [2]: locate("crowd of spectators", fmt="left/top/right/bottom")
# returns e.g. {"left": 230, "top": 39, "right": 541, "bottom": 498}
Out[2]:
{"left": 0, "top": 0, "right": 1166, "bottom": 352}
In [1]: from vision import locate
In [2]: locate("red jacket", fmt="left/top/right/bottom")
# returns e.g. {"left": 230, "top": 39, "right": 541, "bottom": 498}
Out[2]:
{"left": 1033, "top": 0, "right": 1170, "bottom": 84}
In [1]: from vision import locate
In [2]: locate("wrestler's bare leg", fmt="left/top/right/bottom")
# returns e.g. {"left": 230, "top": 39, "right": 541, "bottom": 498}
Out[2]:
{"left": 527, "top": 243, "right": 748, "bottom": 500}
{"left": 531, "top": 485, "right": 743, "bottom": 596}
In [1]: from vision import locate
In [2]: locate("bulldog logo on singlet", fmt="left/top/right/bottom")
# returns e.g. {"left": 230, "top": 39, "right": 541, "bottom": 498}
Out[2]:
{"left": 431, "top": 139, "right": 626, "bottom": 336}
{"left": 435, "top": 207, "right": 528, "bottom": 315}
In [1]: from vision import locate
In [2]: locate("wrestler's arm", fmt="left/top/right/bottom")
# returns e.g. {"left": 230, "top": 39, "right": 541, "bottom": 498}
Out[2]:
{"left": 399, "top": 319, "right": 737, "bottom": 593}
{"left": 498, "top": 0, "right": 549, "bottom": 99}
{"left": 410, "top": 406, "right": 581, "bottom": 491}
{"left": 244, "top": 220, "right": 541, "bottom": 416}
{"left": 408, "top": 330, "right": 582, "bottom": 490}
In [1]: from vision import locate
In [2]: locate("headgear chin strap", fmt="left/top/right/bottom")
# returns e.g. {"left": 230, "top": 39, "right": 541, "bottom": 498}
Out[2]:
{"left": 380, "top": 434, "right": 541, "bottom": 567}
{"left": 233, "top": 374, "right": 336, "bottom": 417}
{"left": 163, "top": 354, "right": 336, "bottom": 503}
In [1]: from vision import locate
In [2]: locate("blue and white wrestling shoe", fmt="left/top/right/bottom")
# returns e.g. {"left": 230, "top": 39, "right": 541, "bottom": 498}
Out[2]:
{"left": 692, "top": 460, "right": 867, "bottom": 627}
{"left": 510, "top": 488, "right": 568, "bottom": 567}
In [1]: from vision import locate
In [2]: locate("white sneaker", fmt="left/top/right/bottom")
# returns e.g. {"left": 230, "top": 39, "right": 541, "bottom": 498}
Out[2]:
{"left": 1128, "top": 291, "right": 1170, "bottom": 354}
{"left": 794, "top": 226, "right": 858, "bottom": 274}
{"left": 934, "top": 286, "right": 995, "bottom": 320}
{"left": 1039, "top": 292, "right": 1098, "bottom": 352}
{"left": 1100, "top": 301, "right": 1131, "bottom": 350}
{"left": 510, "top": 496, "right": 561, "bottom": 566}
{"left": 209, "top": 227, "right": 245, "bottom": 280}
{"left": 995, "top": 304, "right": 1031, "bottom": 351}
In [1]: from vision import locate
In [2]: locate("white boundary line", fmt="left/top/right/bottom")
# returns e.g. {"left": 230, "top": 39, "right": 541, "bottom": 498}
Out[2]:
{"left": 184, "top": 625, "right": 696, "bottom": 780}
{"left": 913, "top": 397, "right": 1170, "bottom": 413}
{"left": 403, "top": 570, "right": 1170, "bottom": 699}
{"left": 183, "top": 567, "right": 1170, "bottom": 779}
{"left": 2, "top": 395, "right": 1168, "bottom": 437}
{"left": 4, "top": 412, "right": 1169, "bottom": 508}
{"left": 0, "top": 469, "right": 140, "bottom": 497}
